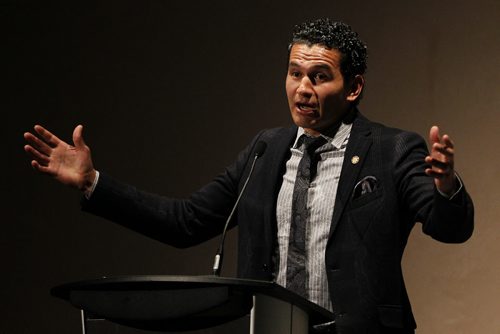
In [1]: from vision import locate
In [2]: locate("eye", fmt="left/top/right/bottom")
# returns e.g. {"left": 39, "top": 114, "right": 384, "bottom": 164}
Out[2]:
{"left": 289, "top": 71, "right": 301, "bottom": 78}
{"left": 314, "top": 72, "right": 329, "bottom": 81}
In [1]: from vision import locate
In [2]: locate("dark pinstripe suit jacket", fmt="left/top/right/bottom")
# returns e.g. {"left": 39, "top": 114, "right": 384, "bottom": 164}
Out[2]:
{"left": 82, "top": 112, "right": 474, "bottom": 333}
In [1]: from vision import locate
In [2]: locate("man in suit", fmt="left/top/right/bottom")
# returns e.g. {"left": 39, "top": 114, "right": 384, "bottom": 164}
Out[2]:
{"left": 24, "top": 19, "right": 473, "bottom": 333}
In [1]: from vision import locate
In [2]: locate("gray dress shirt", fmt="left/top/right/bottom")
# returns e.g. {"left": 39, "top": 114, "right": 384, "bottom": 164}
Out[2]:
{"left": 275, "top": 122, "right": 352, "bottom": 311}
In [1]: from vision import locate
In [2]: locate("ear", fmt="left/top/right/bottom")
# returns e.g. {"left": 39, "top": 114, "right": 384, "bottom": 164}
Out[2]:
{"left": 346, "top": 75, "right": 365, "bottom": 103}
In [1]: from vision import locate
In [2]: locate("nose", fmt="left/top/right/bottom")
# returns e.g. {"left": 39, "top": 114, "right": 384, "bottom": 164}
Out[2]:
{"left": 297, "top": 76, "right": 314, "bottom": 96}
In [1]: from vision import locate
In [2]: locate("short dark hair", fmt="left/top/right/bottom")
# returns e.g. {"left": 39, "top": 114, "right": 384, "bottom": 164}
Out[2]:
{"left": 289, "top": 19, "right": 367, "bottom": 83}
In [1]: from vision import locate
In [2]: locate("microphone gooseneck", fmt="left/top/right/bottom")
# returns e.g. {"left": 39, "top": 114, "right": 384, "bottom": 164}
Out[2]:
{"left": 212, "top": 141, "right": 267, "bottom": 276}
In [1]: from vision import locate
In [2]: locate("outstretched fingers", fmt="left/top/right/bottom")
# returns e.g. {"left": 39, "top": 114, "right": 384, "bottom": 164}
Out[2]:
{"left": 34, "top": 124, "right": 63, "bottom": 147}
{"left": 24, "top": 124, "right": 70, "bottom": 176}
{"left": 425, "top": 162, "right": 450, "bottom": 178}
{"left": 24, "top": 143, "right": 50, "bottom": 165}
{"left": 23, "top": 131, "right": 52, "bottom": 156}
{"left": 425, "top": 151, "right": 454, "bottom": 177}
{"left": 30, "top": 159, "right": 56, "bottom": 176}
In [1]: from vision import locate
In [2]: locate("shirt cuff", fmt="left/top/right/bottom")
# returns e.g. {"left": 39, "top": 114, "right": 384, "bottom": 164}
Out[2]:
{"left": 84, "top": 170, "right": 100, "bottom": 199}
{"left": 437, "top": 172, "right": 463, "bottom": 200}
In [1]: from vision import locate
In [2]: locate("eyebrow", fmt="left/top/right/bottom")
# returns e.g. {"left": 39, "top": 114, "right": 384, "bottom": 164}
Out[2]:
{"left": 288, "top": 61, "right": 332, "bottom": 71}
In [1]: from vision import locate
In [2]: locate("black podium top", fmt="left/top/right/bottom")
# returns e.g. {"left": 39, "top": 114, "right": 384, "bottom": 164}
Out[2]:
{"left": 52, "top": 275, "right": 335, "bottom": 331}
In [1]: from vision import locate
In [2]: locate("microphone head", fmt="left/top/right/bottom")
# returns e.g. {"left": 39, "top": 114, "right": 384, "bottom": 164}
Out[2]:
{"left": 254, "top": 141, "right": 267, "bottom": 157}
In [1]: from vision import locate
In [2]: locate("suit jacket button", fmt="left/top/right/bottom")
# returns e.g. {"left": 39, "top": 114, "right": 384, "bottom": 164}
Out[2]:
{"left": 262, "top": 264, "right": 268, "bottom": 271}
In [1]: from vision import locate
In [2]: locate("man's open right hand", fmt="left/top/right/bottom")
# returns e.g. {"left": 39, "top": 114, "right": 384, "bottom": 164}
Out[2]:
{"left": 24, "top": 124, "right": 96, "bottom": 192}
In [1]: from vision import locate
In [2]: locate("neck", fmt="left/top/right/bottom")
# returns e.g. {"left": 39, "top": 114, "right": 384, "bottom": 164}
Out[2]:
{"left": 304, "top": 108, "right": 357, "bottom": 137}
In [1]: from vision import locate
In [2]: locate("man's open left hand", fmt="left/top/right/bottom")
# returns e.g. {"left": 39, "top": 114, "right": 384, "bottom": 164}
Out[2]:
{"left": 425, "top": 125, "right": 457, "bottom": 196}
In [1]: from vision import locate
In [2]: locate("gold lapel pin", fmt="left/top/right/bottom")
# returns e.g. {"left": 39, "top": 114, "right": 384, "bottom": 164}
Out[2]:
{"left": 351, "top": 155, "right": 360, "bottom": 164}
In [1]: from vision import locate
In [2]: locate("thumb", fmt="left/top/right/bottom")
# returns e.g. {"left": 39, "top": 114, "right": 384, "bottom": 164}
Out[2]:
{"left": 73, "top": 124, "right": 87, "bottom": 148}
{"left": 429, "top": 125, "right": 441, "bottom": 145}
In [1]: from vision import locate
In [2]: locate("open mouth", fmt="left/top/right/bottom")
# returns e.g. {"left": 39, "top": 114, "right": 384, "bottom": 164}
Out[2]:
{"left": 296, "top": 103, "right": 318, "bottom": 115}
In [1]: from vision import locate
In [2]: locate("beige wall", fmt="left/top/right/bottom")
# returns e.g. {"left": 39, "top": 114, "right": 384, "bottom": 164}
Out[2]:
{"left": 340, "top": 2, "right": 500, "bottom": 332}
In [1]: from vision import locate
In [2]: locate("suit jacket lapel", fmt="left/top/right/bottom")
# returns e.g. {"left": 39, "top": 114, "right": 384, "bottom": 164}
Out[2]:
{"left": 328, "top": 114, "right": 373, "bottom": 241}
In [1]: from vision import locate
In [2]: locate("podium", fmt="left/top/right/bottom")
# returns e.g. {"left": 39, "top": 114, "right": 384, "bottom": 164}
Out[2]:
{"left": 51, "top": 275, "right": 335, "bottom": 334}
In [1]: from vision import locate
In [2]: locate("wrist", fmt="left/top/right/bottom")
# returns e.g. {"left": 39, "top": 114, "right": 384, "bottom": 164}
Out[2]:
{"left": 80, "top": 169, "right": 97, "bottom": 193}
{"left": 436, "top": 172, "right": 462, "bottom": 199}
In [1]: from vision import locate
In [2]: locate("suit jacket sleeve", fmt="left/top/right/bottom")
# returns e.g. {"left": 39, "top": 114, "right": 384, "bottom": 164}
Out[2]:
{"left": 393, "top": 130, "right": 474, "bottom": 243}
{"left": 80, "top": 131, "right": 266, "bottom": 248}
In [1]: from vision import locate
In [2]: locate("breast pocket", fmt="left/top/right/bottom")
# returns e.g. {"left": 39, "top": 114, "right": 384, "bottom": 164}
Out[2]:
{"left": 349, "top": 186, "right": 383, "bottom": 209}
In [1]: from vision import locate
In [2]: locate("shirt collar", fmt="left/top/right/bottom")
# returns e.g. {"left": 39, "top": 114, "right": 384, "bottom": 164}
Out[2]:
{"left": 293, "top": 122, "right": 352, "bottom": 150}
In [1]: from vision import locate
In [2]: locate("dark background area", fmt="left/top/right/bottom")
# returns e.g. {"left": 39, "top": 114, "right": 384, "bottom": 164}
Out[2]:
{"left": 4, "top": 0, "right": 499, "bottom": 332}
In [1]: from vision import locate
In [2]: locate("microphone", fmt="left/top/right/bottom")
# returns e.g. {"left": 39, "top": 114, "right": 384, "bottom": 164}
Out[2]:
{"left": 212, "top": 141, "right": 267, "bottom": 276}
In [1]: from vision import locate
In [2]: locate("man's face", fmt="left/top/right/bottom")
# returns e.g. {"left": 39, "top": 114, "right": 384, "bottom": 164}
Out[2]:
{"left": 286, "top": 43, "right": 358, "bottom": 136}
